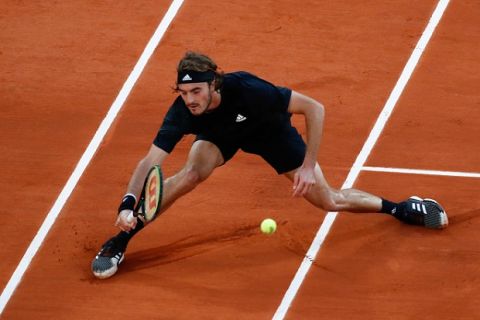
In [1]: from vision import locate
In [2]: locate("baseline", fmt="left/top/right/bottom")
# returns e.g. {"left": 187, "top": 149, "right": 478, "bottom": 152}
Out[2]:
{"left": 272, "top": 0, "right": 451, "bottom": 319}
{"left": 0, "top": 0, "right": 185, "bottom": 314}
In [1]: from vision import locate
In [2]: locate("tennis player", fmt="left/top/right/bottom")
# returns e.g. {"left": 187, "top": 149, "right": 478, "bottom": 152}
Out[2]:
{"left": 92, "top": 51, "right": 448, "bottom": 279}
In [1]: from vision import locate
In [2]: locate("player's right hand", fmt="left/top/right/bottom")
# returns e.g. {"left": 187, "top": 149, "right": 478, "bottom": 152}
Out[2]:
{"left": 115, "top": 209, "right": 137, "bottom": 232}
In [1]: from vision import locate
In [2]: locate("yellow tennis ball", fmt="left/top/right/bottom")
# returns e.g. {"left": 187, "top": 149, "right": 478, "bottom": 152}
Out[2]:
{"left": 260, "top": 218, "right": 277, "bottom": 235}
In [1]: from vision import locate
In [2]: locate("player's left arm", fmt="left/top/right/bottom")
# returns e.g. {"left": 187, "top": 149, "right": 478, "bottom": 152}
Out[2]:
{"left": 287, "top": 91, "right": 325, "bottom": 197}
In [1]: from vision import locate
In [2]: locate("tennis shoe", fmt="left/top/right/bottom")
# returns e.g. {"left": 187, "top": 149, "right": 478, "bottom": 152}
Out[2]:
{"left": 395, "top": 196, "right": 448, "bottom": 229}
{"left": 91, "top": 236, "right": 126, "bottom": 279}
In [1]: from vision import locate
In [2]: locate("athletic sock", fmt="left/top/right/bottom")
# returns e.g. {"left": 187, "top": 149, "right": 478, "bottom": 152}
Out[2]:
{"left": 380, "top": 198, "right": 402, "bottom": 216}
{"left": 115, "top": 218, "right": 145, "bottom": 249}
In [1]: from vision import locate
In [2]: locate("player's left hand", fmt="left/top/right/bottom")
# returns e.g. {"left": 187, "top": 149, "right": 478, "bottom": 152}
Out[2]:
{"left": 293, "top": 165, "right": 316, "bottom": 197}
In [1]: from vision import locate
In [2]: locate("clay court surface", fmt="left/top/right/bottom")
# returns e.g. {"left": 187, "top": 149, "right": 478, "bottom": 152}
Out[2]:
{"left": 1, "top": 0, "right": 479, "bottom": 319}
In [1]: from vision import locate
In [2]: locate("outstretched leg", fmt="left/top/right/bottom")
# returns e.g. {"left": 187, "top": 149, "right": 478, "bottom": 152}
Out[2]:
{"left": 284, "top": 163, "right": 448, "bottom": 228}
{"left": 92, "top": 140, "right": 224, "bottom": 279}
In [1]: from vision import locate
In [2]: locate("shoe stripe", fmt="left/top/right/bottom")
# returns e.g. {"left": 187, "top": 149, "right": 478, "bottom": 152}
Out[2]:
{"left": 414, "top": 203, "right": 422, "bottom": 212}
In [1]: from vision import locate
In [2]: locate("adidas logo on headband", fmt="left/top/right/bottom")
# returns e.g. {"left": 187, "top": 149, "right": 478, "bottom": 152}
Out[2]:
{"left": 177, "top": 70, "right": 215, "bottom": 84}
{"left": 182, "top": 74, "right": 193, "bottom": 81}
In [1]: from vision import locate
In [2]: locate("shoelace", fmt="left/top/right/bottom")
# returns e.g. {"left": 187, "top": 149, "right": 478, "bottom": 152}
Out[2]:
{"left": 100, "top": 240, "right": 121, "bottom": 256}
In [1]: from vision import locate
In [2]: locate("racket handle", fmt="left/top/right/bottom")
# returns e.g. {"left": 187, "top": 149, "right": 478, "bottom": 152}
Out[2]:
{"left": 126, "top": 211, "right": 135, "bottom": 223}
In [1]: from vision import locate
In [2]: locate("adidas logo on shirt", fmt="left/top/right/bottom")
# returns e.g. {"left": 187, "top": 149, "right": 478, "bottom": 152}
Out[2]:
{"left": 236, "top": 114, "right": 247, "bottom": 122}
{"left": 182, "top": 74, "right": 192, "bottom": 81}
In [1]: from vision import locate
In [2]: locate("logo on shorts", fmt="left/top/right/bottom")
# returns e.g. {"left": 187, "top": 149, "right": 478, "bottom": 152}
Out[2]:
{"left": 236, "top": 114, "right": 247, "bottom": 122}
{"left": 182, "top": 74, "right": 192, "bottom": 81}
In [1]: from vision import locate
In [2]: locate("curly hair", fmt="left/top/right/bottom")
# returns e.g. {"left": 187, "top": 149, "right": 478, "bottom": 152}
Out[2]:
{"left": 176, "top": 51, "right": 224, "bottom": 90}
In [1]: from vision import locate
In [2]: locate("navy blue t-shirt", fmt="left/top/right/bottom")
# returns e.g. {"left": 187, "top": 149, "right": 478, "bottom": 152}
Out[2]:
{"left": 153, "top": 71, "right": 292, "bottom": 153}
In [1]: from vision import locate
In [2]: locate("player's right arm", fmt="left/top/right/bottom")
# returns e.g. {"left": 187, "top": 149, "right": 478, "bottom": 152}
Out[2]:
{"left": 115, "top": 99, "right": 190, "bottom": 231}
{"left": 116, "top": 144, "right": 169, "bottom": 231}
{"left": 126, "top": 144, "right": 169, "bottom": 199}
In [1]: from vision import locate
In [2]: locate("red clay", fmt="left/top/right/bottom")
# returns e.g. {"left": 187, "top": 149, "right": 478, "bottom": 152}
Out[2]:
{"left": 1, "top": 1, "right": 478, "bottom": 319}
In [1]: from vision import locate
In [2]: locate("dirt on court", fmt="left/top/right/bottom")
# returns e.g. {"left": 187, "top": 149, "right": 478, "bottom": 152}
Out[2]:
{"left": 1, "top": 0, "right": 479, "bottom": 319}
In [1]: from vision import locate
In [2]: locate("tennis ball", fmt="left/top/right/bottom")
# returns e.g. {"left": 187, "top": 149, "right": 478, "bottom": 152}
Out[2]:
{"left": 260, "top": 218, "right": 277, "bottom": 235}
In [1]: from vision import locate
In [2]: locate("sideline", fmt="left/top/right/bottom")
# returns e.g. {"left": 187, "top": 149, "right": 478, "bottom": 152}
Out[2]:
{"left": 362, "top": 166, "right": 480, "bottom": 179}
{"left": 272, "top": 1, "right": 451, "bottom": 318}
{"left": 0, "top": 0, "right": 185, "bottom": 314}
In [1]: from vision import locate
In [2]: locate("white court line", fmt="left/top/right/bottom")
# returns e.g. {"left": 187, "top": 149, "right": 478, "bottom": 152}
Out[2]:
{"left": 0, "top": 0, "right": 184, "bottom": 315}
{"left": 362, "top": 166, "right": 480, "bottom": 179}
{"left": 272, "top": 0, "right": 451, "bottom": 319}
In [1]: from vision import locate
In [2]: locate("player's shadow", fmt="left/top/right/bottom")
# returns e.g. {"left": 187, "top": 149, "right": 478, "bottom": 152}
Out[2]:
{"left": 121, "top": 224, "right": 258, "bottom": 273}
{"left": 447, "top": 208, "right": 480, "bottom": 227}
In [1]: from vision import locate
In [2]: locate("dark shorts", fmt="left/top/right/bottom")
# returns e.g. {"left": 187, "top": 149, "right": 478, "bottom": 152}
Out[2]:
{"left": 196, "top": 125, "right": 306, "bottom": 174}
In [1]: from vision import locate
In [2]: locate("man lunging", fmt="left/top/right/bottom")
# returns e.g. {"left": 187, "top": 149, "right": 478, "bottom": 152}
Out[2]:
{"left": 92, "top": 52, "right": 448, "bottom": 279}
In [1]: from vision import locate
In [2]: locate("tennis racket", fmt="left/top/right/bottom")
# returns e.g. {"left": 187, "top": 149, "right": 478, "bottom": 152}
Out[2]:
{"left": 127, "top": 165, "right": 163, "bottom": 223}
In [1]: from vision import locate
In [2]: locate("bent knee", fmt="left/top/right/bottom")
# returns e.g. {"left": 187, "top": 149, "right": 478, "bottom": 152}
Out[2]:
{"left": 182, "top": 165, "right": 210, "bottom": 189}
{"left": 319, "top": 198, "right": 340, "bottom": 212}
{"left": 312, "top": 189, "right": 344, "bottom": 212}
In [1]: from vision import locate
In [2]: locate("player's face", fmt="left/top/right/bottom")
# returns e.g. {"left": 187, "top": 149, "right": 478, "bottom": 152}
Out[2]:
{"left": 177, "top": 82, "right": 215, "bottom": 116}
